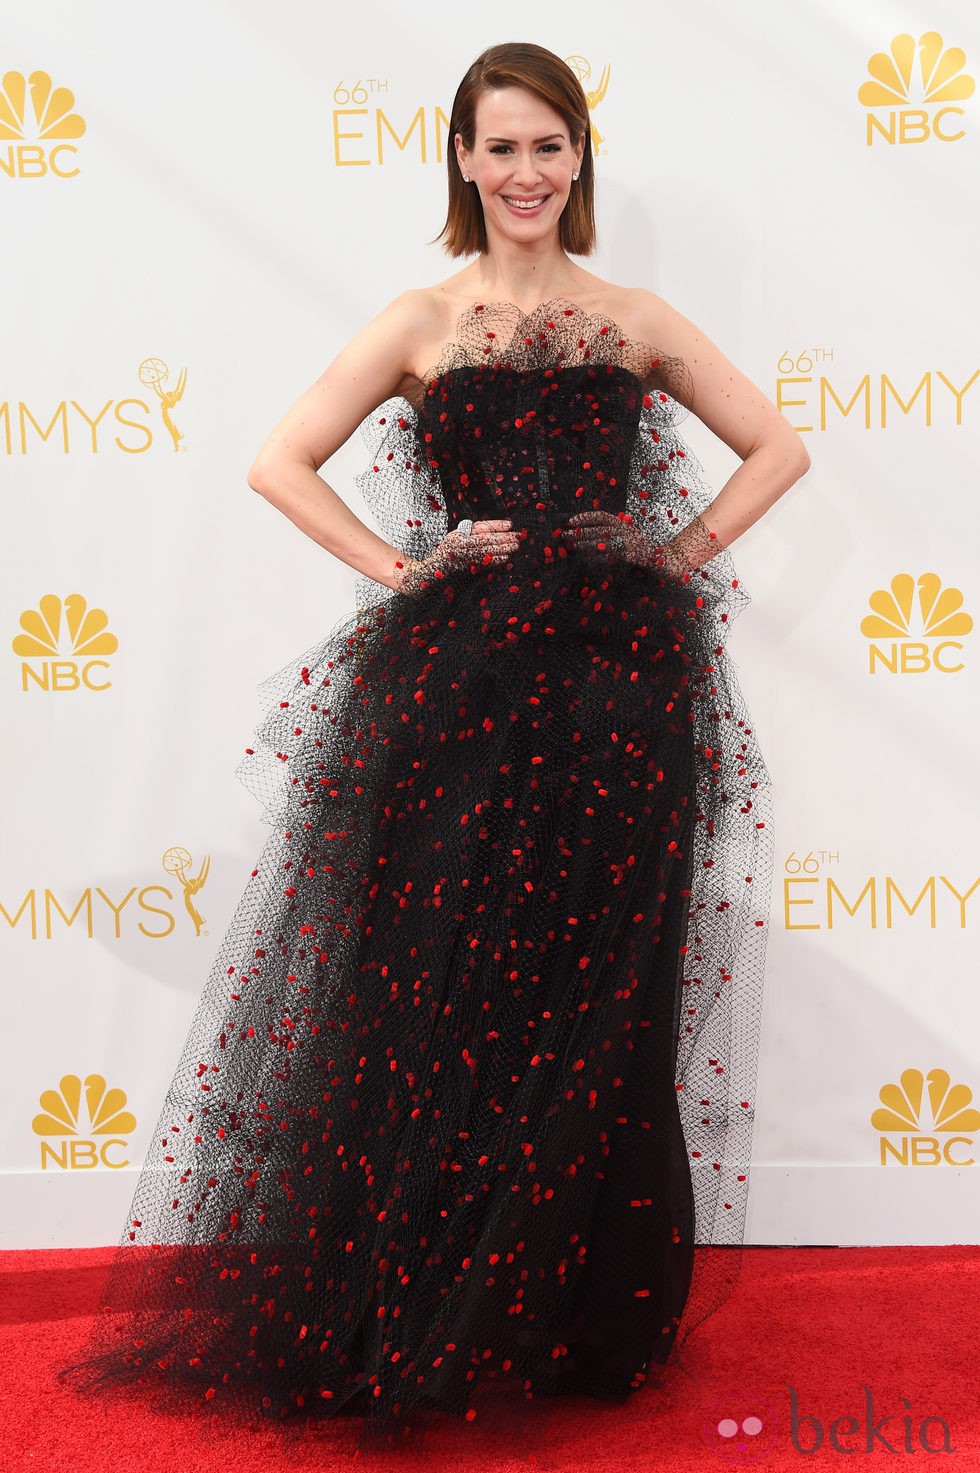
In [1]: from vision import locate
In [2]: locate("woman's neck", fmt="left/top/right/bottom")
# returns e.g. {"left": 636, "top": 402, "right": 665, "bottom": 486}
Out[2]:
{"left": 460, "top": 241, "right": 592, "bottom": 314}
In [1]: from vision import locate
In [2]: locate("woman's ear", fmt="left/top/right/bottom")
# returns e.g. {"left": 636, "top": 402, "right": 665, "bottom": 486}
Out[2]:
{"left": 454, "top": 133, "right": 470, "bottom": 180}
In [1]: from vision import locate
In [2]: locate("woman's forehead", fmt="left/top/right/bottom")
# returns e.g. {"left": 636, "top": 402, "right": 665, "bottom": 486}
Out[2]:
{"left": 473, "top": 86, "right": 569, "bottom": 139}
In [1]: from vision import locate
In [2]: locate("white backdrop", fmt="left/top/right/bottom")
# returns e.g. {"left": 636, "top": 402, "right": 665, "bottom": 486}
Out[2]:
{"left": 2, "top": 0, "right": 977, "bottom": 1249}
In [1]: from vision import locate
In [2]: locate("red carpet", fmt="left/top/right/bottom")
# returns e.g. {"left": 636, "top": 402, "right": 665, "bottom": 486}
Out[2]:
{"left": 2, "top": 1245, "right": 977, "bottom": 1471}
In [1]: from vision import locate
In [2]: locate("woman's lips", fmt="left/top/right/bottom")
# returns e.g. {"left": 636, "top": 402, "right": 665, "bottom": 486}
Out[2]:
{"left": 500, "top": 194, "right": 551, "bottom": 215}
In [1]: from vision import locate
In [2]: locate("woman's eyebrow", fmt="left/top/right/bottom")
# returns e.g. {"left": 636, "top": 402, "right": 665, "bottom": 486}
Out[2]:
{"left": 483, "top": 133, "right": 566, "bottom": 144}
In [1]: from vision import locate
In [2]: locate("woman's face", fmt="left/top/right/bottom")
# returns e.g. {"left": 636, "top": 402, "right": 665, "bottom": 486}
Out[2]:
{"left": 455, "top": 86, "right": 585, "bottom": 247}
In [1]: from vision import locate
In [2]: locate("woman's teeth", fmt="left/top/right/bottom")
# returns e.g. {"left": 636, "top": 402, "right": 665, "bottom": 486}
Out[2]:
{"left": 503, "top": 196, "right": 547, "bottom": 210}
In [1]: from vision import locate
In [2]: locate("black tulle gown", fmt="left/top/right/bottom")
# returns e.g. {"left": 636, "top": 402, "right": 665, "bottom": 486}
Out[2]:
{"left": 57, "top": 300, "right": 771, "bottom": 1451}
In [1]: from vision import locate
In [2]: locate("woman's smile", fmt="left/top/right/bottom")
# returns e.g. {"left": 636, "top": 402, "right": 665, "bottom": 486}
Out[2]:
{"left": 500, "top": 192, "right": 552, "bottom": 214}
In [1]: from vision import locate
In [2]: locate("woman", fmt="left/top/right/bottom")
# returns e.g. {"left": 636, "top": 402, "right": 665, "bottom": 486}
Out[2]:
{"left": 59, "top": 40, "right": 808, "bottom": 1452}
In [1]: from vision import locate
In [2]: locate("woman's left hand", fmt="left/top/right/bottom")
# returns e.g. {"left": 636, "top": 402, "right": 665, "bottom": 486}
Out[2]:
{"left": 562, "top": 509, "right": 654, "bottom": 565}
{"left": 563, "top": 508, "right": 722, "bottom": 580}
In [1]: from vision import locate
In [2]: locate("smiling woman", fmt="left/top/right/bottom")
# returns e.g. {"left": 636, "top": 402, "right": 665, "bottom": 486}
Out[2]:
{"left": 441, "top": 46, "right": 592, "bottom": 257}
{"left": 56, "top": 37, "right": 809, "bottom": 1460}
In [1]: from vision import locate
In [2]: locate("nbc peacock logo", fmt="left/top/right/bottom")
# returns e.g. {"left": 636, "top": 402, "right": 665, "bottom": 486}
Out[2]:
{"left": 872, "top": 1068, "right": 980, "bottom": 1167}
{"left": 0, "top": 69, "right": 85, "bottom": 179}
{"left": 859, "top": 33, "right": 975, "bottom": 146}
{"left": 33, "top": 1073, "right": 136, "bottom": 1170}
{"left": 861, "top": 572, "right": 972, "bottom": 674}
{"left": 12, "top": 593, "right": 118, "bottom": 692}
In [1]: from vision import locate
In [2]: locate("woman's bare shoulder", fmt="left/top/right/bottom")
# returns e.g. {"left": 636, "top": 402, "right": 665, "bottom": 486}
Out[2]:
{"left": 362, "top": 287, "right": 446, "bottom": 339}
{"left": 357, "top": 280, "right": 479, "bottom": 371}
{"left": 592, "top": 285, "right": 677, "bottom": 343}
{"left": 612, "top": 286, "right": 716, "bottom": 359}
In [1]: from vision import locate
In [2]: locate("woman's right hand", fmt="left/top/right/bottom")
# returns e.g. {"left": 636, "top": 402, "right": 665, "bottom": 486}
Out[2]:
{"left": 394, "top": 519, "right": 521, "bottom": 594}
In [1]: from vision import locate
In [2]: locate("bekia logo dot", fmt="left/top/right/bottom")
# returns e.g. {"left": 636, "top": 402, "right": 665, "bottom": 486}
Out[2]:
{"left": 702, "top": 1390, "right": 780, "bottom": 1462}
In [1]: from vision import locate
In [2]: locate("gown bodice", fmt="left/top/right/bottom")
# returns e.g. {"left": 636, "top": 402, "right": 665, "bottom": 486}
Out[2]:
{"left": 416, "top": 361, "right": 645, "bottom": 524}
{"left": 356, "top": 300, "right": 696, "bottom": 588}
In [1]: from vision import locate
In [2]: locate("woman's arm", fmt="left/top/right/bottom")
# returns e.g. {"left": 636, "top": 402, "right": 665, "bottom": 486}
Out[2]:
{"left": 247, "top": 291, "right": 433, "bottom": 591}
{"left": 634, "top": 289, "right": 811, "bottom": 557}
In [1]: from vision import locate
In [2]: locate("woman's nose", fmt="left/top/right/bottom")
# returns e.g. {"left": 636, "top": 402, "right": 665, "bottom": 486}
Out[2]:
{"left": 511, "top": 151, "right": 541, "bottom": 186}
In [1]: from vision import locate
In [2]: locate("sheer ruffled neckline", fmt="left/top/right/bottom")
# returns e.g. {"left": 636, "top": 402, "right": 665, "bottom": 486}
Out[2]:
{"left": 451, "top": 296, "right": 641, "bottom": 333}
{"left": 435, "top": 295, "right": 659, "bottom": 366}
{"left": 409, "top": 296, "right": 691, "bottom": 413}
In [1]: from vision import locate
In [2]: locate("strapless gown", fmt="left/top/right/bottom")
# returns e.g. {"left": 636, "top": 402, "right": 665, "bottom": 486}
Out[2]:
{"left": 56, "top": 300, "right": 772, "bottom": 1452}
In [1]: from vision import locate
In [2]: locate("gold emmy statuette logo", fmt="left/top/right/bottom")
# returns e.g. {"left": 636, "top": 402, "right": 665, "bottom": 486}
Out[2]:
{"left": 32, "top": 1073, "right": 136, "bottom": 1170}
{"left": 859, "top": 33, "right": 975, "bottom": 145}
{"left": 0, "top": 70, "right": 85, "bottom": 178}
{"left": 162, "top": 845, "right": 210, "bottom": 936}
{"left": 564, "top": 56, "right": 610, "bottom": 157}
{"left": 861, "top": 572, "right": 972, "bottom": 674}
{"left": 872, "top": 1068, "right": 980, "bottom": 1167}
{"left": 139, "top": 358, "right": 186, "bottom": 450}
{"left": 13, "top": 593, "right": 118, "bottom": 693}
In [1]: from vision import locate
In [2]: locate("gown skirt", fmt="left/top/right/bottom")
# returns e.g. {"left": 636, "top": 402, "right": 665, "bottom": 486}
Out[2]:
{"left": 55, "top": 302, "right": 772, "bottom": 1452}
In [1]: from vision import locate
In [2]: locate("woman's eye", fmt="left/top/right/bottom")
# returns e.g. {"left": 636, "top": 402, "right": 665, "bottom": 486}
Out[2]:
{"left": 487, "top": 143, "right": 563, "bottom": 155}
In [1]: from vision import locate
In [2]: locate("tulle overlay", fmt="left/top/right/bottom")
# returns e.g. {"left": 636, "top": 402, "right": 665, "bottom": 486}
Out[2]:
{"left": 57, "top": 302, "right": 772, "bottom": 1450}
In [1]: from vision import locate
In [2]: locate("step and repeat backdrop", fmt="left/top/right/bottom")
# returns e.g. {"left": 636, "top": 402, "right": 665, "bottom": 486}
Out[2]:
{"left": 2, "top": 1, "right": 977, "bottom": 1248}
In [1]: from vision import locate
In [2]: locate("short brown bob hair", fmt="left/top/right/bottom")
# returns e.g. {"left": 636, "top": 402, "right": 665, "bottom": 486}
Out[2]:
{"left": 439, "top": 42, "right": 596, "bottom": 258}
